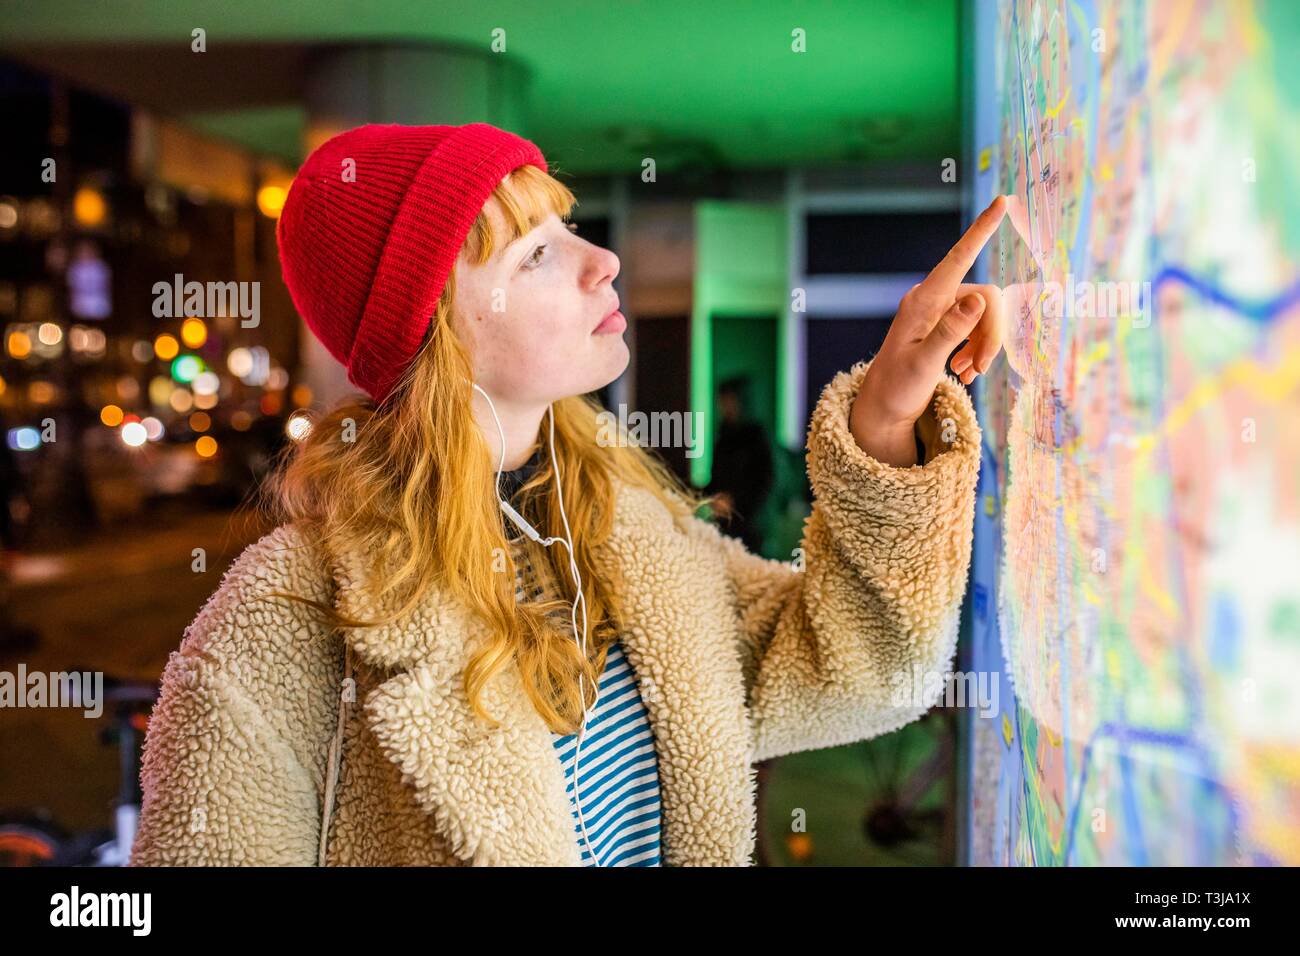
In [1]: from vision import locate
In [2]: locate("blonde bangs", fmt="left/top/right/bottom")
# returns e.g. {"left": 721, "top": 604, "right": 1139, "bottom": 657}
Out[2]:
{"left": 463, "top": 164, "right": 579, "bottom": 266}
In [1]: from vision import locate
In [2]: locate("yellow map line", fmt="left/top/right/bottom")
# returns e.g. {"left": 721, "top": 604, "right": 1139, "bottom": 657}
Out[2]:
{"left": 1152, "top": 0, "right": 1193, "bottom": 75}
{"left": 1234, "top": 0, "right": 1266, "bottom": 56}
{"left": 1044, "top": 87, "right": 1072, "bottom": 121}
{"left": 1132, "top": 345, "right": 1300, "bottom": 463}
{"left": 1027, "top": 344, "right": 1300, "bottom": 465}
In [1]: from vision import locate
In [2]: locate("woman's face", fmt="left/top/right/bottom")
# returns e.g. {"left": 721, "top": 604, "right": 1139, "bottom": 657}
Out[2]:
{"left": 451, "top": 193, "right": 628, "bottom": 407}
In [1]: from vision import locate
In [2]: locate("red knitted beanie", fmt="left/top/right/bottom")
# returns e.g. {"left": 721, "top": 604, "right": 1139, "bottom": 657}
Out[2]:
{"left": 276, "top": 122, "right": 549, "bottom": 403}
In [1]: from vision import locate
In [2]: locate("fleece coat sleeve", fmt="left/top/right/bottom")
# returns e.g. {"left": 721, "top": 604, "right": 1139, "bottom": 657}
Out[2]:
{"left": 694, "top": 357, "right": 982, "bottom": 763}
{"left": 129, "top": 527, "right": 335, "bottom": 866}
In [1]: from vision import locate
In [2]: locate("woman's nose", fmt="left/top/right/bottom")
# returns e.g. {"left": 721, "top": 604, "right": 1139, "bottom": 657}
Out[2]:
{"left": 587, "top": 244, "right": 620, "bottom": 287}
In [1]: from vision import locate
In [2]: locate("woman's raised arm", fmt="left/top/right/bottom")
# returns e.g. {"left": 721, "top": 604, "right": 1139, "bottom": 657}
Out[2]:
{"left": 691, "top": 356, "right": 981, "bottom": 763}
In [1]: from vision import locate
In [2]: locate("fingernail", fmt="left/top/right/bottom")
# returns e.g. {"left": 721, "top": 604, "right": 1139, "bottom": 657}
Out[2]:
{"left": 958, "top": 294, "right": 983, "bottom": 316}
{"left": 951, "top": 355, "right": 973, "bottom": 374}
{"left": 975, "top": 357, "right": 989, "bottom": 374}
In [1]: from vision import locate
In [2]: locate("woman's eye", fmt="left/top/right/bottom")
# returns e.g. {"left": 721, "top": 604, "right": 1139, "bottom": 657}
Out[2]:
{"left": 523, "top": 223, "right": 576, "bottom": 270}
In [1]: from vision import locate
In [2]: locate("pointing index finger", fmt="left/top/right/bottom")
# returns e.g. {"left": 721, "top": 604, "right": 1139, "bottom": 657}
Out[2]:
{"left": 922, "top": 195, "right": 1009, "bottom": 295}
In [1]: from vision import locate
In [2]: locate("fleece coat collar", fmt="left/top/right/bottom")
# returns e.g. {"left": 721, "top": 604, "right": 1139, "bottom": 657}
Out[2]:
{"left": 330, "top": 475, "right": 758, "bottom": 865}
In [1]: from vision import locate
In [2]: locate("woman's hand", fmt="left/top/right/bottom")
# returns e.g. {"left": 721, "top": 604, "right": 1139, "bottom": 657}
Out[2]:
{"left": 849, "top": 195, "right": 1011, "bottom": 467}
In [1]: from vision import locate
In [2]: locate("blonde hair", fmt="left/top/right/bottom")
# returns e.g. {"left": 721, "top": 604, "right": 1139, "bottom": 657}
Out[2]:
{"left": 255, "top": 163, "right": 711, "bottom": 735}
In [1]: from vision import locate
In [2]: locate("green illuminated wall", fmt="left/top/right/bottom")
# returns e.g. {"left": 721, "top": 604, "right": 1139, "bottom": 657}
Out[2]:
{"left": 691, "top": 201, "right": 788, "bottom": 489}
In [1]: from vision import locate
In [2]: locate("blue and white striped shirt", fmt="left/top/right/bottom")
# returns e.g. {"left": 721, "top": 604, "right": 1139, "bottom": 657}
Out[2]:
{"left": 502, "top": 454, "right": 663, "bottom": 867}
{"left": 549, "top": 641, "right": 663, "bottom": 866}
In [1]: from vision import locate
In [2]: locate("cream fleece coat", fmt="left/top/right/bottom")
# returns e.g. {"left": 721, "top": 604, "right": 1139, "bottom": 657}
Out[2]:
{"left": 129, "top": 358, "right": 980, "bottom": 866}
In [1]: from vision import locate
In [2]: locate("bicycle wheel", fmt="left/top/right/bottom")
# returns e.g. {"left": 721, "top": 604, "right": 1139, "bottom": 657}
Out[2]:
{"left": 0, "top": 812, "right": 65, "bottom": 866}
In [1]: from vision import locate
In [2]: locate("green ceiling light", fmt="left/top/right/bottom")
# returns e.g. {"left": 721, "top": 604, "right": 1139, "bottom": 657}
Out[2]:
{"left": 0, "top": 0, "right": 959, "bottom": 172}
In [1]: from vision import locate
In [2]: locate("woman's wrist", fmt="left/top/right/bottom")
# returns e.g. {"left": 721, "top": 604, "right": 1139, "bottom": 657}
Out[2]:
{"left": 849, "top": 372, "right": 922, "bottom": 467}
{"left": 849, "top": 416, "right": 918, "bottom": 467}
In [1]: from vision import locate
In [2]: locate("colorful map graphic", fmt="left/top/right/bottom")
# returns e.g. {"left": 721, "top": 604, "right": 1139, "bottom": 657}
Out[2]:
{"left": 967, "top": 0, "right": 1300, "bottom": 865}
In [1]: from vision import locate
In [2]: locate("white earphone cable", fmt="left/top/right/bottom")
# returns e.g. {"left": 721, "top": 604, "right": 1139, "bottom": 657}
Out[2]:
{"left": 471, "top": 381, "right": 600, "bottom": 865}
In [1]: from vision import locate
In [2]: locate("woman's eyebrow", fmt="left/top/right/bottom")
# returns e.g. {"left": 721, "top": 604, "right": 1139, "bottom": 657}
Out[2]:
{"left": 494, "top": 232, "right": 529, "bottom": 263}
{"left": 497, "top": 219, "right": 553, "bottom": 261}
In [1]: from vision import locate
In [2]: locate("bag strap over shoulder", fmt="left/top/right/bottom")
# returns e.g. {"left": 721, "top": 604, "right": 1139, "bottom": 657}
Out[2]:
{"left": 318, "top": 639, "right": 352, "bottom": 866}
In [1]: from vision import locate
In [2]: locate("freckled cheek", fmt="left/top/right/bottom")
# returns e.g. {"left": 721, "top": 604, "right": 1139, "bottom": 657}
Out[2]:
{"left": 479, "top": 321, "right": 553, "bottom": 374}
{"left": 512, "top": 329, "right": 571, "bottom": 378}
{"left": 514, "top": 302, "right": 582, "bottom": 347}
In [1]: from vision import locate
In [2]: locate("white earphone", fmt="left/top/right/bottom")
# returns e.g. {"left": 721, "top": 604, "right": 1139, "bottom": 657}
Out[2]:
{"left": 470, "top": 381, "right": 601, "bottom": 865}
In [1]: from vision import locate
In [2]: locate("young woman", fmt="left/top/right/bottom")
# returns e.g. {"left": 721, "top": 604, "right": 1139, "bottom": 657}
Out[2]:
{"left": 130, "top": 122, "right": 1008, "bottom": 867}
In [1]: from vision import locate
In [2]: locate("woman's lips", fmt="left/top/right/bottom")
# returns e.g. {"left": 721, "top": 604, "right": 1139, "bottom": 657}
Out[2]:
{"left": 593, "top": 309, "right": 626, "bottom": 334}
